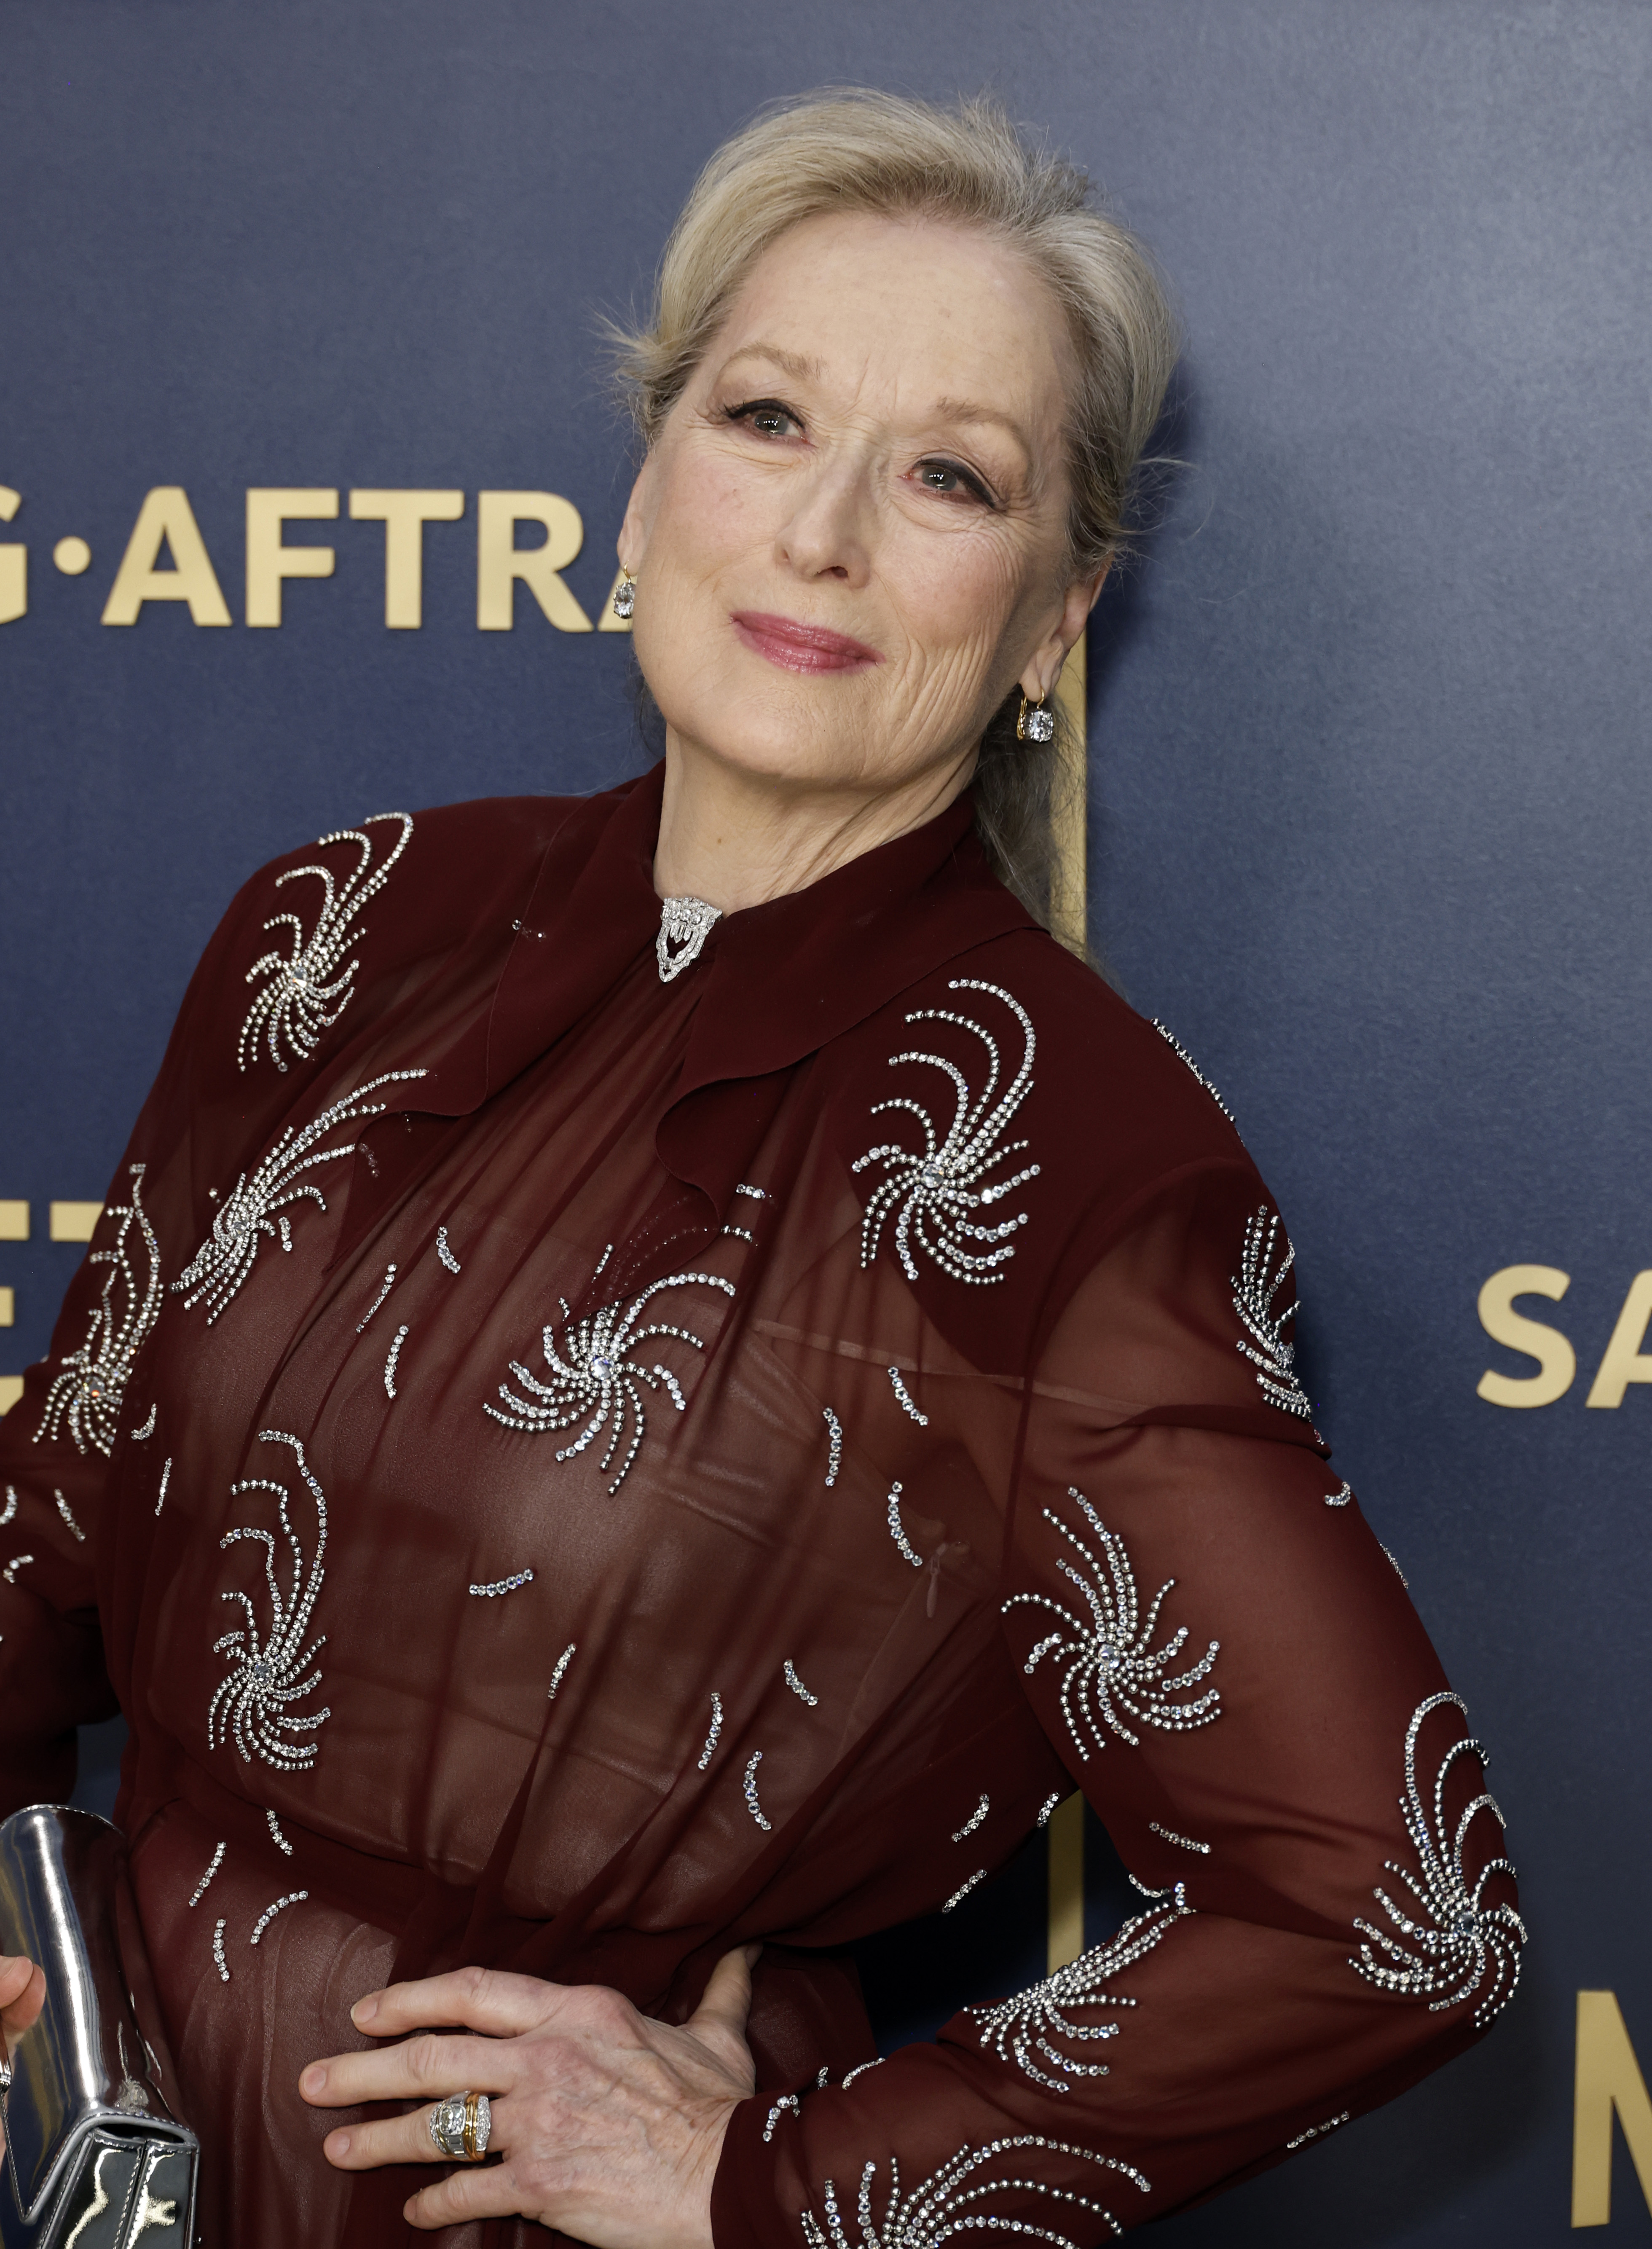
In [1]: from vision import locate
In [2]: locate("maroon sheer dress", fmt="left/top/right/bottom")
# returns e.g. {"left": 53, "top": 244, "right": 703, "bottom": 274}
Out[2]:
{"left": 0, "top": 770, "right": 1523, "bottom": 2246}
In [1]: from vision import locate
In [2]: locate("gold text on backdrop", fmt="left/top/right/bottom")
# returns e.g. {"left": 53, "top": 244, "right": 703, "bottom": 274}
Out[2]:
{"left": 0, "top": 486, "right": 636, "bottom": 631}
{"left": 1477, "top": 1265, "right": 1652, "bottom": 1407}
{"left": 1574, "top": 1991, "right": 1652, "bottom": 2226}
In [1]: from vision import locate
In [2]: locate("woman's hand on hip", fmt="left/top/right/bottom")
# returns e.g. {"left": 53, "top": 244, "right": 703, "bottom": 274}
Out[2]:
{"left": 298, "top": 1944, "right": 760, "bottom": 2245}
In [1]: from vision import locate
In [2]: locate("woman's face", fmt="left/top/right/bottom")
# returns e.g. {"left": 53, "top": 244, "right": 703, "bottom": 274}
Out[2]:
{"left": 621, "top": 210, "right": 1097, "bottom": 802}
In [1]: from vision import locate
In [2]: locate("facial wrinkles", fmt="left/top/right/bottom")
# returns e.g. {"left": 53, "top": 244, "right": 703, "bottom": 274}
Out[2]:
{"left": 716, "top": 345, "right": 1043, "bottom": 532}
{"left": 751, "top": 475, "right": 1044, "bottom": 780}
{"left": 631, "top": 213, "right": 1083, "bottom": 809}
{"left": 688, "top": 398, "right": 1052, "bottom": 737}
{"left": 735, "top": 389, "right": 1047, "bottom": 668}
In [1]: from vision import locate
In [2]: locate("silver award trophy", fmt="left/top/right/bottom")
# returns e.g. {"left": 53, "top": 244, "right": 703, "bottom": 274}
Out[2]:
{"left": 0, "top": 1808, "right": 197, "bottom": 2249}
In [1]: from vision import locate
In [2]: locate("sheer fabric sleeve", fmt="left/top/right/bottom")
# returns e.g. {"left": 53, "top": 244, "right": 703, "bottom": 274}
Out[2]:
{"left": 0, "top": 1140, "right": 172, "bottom": 1811}
{"left": 713, "top": 1164, "right": 1523, "bottom": 2247}
{"left": 0, "top": 867, "right": 278, "bottom": 1816}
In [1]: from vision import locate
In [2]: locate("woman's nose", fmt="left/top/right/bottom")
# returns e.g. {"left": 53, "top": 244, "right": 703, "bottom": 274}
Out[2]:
{"left": 773, "top": 461, "right": 873, "bottom": 587}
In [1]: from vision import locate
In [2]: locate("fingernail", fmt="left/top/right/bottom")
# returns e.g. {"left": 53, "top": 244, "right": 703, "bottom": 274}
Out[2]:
{"left": 351, "top": 1995, "right": 378, "bottom": 2025}
{"left": 327, "top": 2130, "right": 351, "bottom": 2160}
{"left": 302, "top": 2065, "right": 327, "bottom": 2096}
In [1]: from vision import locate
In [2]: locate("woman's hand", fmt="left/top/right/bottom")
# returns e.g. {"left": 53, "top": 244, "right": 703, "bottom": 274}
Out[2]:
{"left": 0, "top": 1952, "right": 46, "bottom": 2074}
{"left": 298, "top": 1945, "right": 760, "bottom": 2244}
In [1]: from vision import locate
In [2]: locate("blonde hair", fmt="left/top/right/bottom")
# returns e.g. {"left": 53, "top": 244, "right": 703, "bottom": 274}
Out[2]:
{"left": 613, "top": 88, "right": 1180, "bottom": 934}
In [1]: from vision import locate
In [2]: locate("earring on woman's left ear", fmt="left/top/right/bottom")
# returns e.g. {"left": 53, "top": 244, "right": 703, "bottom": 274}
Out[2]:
{"left": 612, "top": 568, "right": 636, "bottom": 622}
{"left": 1016, "top": 690, "right": 1054, "bottom": 743}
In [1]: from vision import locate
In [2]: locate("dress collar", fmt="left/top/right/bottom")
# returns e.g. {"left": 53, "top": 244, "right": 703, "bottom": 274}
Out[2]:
{"left": 408, "top": 762, "right": 1038, "bottom": 1200}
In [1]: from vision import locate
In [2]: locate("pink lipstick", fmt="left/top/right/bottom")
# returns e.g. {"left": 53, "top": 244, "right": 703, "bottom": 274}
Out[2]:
{"left": 731, "top": 612, "right": 882, "bottom": 674}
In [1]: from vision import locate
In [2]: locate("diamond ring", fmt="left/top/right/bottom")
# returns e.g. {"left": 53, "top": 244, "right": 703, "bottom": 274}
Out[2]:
{"left": 428, "top": 2089, "right": 491, "bottom": 2161}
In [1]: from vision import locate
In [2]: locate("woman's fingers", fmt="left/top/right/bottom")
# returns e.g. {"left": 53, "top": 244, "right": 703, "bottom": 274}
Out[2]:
{"left": 679, "top": 1945, "right": 760, "bottom": 2085}
{"left": 402, "top": 2157, "right": 526, "bottom": 2232}
{"left": 0, "top": 1956, "right": 35, "bottom": 2008}
{"left": 688, "top": 1945, "right": 759, "bottom": 2036}
{"left": 350, "top": 1965, "right": 557, "bottom": 2041}
{"left": 0, "top": 1956, "right": 45, "bottom": 2047}
{"left": 320, "top": 2093, "right": 504, "bottom": 2173}
{"left": 300, "top": 2029, "right": 511, "bottom": 2111}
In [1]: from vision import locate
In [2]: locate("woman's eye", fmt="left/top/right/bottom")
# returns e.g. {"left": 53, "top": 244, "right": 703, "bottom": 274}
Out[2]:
{"left": 915, "top": 459, "right": 992, "bottom": 506}
{"left": 727, "top": 400, "right": 800, "bottom": 439}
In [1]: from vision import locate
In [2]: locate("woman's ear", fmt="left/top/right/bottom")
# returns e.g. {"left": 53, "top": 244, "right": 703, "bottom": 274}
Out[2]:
{"left": 617, "top": 454, "right": 657, "bottom": 577}
{"left": 1019, "top": 565, "right": 1110, "bottom": 703}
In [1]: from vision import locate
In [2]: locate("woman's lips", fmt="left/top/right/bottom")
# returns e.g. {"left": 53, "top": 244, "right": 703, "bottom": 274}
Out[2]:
{"left": 731, "top": 612, "right": 882, "bottom": 674}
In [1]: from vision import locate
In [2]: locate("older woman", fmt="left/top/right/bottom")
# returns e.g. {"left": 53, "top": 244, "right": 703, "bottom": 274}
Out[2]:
{"left": 0, "top": 89, "right": 1521, "bottom": 2249}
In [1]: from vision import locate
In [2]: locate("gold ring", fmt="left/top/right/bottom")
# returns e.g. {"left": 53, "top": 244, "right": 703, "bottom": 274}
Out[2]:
{"left": 429, "top": 2090, "right": 491, "bottom": 2161}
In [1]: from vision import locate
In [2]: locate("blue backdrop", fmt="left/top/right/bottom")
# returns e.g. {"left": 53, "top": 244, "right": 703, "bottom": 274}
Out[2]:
{"left": 4, "top": 4, "right": 1649, "bottom": 2240}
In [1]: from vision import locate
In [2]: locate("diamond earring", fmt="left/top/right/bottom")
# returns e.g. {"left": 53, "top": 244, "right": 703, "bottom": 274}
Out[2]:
{"left": 611, "top": 568, "right": 636, "bottom": 622}
{"left": 1016, "top": 690, "right": 1054, "bottom": 743}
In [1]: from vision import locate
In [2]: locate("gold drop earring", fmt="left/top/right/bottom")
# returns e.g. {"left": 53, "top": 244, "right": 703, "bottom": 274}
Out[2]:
{"left": 1016, "top": 689, "right": 1054, "bottom": 743}
{"left": 611, "top": 567, "right": 636, "bottom": 622}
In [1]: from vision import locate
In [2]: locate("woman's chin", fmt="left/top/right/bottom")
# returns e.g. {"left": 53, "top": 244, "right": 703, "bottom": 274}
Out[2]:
{"left": 675, "top": 735, "right": 873, "bottom": 794}
{"left": 664, "top": 700, "right": 893, "bottom": 793}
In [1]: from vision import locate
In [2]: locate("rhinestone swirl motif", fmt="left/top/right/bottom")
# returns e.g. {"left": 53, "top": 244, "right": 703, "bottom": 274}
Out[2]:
{"left": 172, "top": 1070, "right": 426, "bottom": 1324}
{"left": 970, "top": 1899, "right": 1186, "bottom": 2091}
{"left": 852, "top": 979, "right": 1039, "bottom": 1287}
{"left": 1351, "top": 1691, "right": 1526, "bottom": 2029}
{"left": 484, "top": 1247, "right": 736, "bottom": 1494}
{"left": 1003, "top": 1487, "right": 1220, "bottom": 1758}
{"left": 801, "top": 2136, "right": 1150, "bottom": 2249}
{"left": 238, "top": 812, "right": 413, "bottom": 1073}
{"left": 1233, "top": 1206, "right": 1315, "bottom": 1424}
{"left": 36, "top": 1163, "right": 162, "bottom": 1458}
{"left": 207, "top": 1430, "right": 331, "bottom": 1773}
{"left": 656, "top": 896, "right": 721, "bottom": 984}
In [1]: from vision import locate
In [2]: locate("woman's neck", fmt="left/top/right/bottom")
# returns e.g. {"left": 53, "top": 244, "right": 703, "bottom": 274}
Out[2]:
{"left": 651, "top": 732, "right": 977, "bottom": 914}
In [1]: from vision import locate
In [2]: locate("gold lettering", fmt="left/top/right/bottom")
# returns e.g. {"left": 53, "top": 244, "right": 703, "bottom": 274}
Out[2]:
{"left": 1476, "top": 1265, "right": 1574, "bottom": 1407}
{"left": 245, "top": 489, "right": 338, "bottom": 628}
{"left": 476, "top": 493, "right": 591, "bottom": 632}
{"left": 101, "top": 488, "right": 232, "bottom": 627}
{"left": 348, "top": 490, "right": 464, "bottom": 628}
{"left": 1573, "top": 1990, "right": 1652, "bottom": 2225}
{"left": 49, "top": 1202, "right": 104, "bottom": 1244}
{"left": 0, "top": 486, "right": 25, "bottom": 624}
{"left": 1586, "top": 1271, "right": 1652, "bottom": 1408}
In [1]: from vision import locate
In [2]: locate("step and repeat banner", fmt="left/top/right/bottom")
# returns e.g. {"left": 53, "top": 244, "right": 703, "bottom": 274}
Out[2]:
{"left": 3, "top": 4, "right": 1650, "bottom": 2241}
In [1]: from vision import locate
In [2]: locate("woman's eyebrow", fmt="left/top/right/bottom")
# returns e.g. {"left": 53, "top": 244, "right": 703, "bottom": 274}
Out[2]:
{"left": 713, "top": 343, "right": 822, "bottom": 384}
{"left": 712, "top": 351, "right": 1033, "bottom": 466}
{"left": 930, "top": 397, "right": 1033, "bottom": 461}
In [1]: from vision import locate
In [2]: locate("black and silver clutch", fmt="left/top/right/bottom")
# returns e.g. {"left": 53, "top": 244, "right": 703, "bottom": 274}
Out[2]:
{"left": 0, "top": 1807, "right": 196, "bottom": 2249}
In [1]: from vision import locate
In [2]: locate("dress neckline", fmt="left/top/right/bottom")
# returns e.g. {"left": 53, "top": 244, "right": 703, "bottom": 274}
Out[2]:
{"left": 373, "top": 762, "right": 1039, "bottom": 1207}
